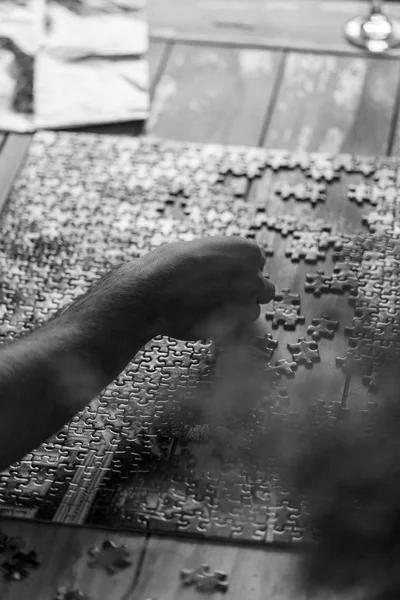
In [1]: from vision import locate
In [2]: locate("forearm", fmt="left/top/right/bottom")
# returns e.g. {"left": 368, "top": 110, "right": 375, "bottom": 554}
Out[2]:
{"left": 0, "top": 266, "right": 157, "bottom": 470}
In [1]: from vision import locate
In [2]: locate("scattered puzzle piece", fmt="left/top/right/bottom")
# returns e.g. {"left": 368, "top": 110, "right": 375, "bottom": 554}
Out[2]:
{"left": 87, "top": 540, "right": 132, "bottom": 575}
{"left": 307, "top": 317, "right": 339, "bottom": 341}
{"left": 180, "top": 564, "right": 229, "bottom": 592}
{"left": 287, "top": 338, "right": 320, "bottom": 368}
{"left": 1, "top": 550, "right": 40, "bottom": 581}
{"left": 265, "top": 305, "right": 305, "bottom": 330}
{"left": 273, "top": 359, "right": 298, "bottom": 378}
{"left": 252, "top": 334, "right": 279, "bottom": 359}
{"left": 274, "top": 289, "right": 300, "bottom": 306}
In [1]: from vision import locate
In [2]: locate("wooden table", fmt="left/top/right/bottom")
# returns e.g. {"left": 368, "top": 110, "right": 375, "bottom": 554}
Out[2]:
{"left": 0, "top": 1, "right": 399, "bottom": 598}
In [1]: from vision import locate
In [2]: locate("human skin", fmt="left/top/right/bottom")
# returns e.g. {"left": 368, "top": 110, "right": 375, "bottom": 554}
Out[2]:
{"left": 0, "top": 236, "right": 274, "bottom": 470}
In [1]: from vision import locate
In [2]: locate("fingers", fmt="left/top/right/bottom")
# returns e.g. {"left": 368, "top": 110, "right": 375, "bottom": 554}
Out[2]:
{"left": 200, "top": 301, "right": 262, "bottom": 341}
{"left": 259, "top": 247, "right": 267, "bottom": 271}
{"left": 257, "top": 275, "right": 275, "bottom": 304}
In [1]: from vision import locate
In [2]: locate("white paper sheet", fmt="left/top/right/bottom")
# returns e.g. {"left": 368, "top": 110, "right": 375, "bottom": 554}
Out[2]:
{"left": 0, "top": 0, "right": 149, "bottom": 132}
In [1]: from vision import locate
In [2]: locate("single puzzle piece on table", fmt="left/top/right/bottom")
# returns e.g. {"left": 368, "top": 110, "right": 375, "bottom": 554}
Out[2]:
{"left": 180, "top": 564, "right": 229, "bottom": 592}
{"left": 287, "top": 338, "right": 320, "bottom": 368}
{"left": 263, "top": 360, "right": 298, "bottom": 381}
{"left": 87, "top": 540, "right": 132, "bottom": 575}
{"left": 1, "top": 550, "right": 40, "bottom": 582}
{"left": 265, "top": 304, "right": 305, "bottom": 330}
{"left": 307, "top": 317, "right": 339, "bottom": 341}
{"left": 273, "top": 359, "right": 298, "bottom": 378}
{"left": 304, "top": 271, "right": 332, "bottom": 296}
{"left": 54, "top": 588, "right": 92, "bottom": 600}
{"left": 274, "top": 288, "right": 300, "bottom": 306}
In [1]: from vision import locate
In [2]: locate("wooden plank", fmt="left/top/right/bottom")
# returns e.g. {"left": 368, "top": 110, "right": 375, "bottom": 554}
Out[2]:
{"left": 0, "top": 134, "right": 32, "bottom": 214}
{"left": 148, "top": 43, "right": 283, "bottom": 145}
{"left": 0, "top": 519, "right": 146, "bottom": 600}
{"left": 134, "top": 536, "right": 306, "bottom": 600}
{"left": 263, "top": 53, "right": 400, "bottom": 155}
{"left": 149, "top": 0, "right": 400, "bottom": 55}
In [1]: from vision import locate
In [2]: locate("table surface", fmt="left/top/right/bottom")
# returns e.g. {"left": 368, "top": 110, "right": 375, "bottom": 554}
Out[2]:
{"left": 0, "top": 1, "right": 398, "bottom": 598}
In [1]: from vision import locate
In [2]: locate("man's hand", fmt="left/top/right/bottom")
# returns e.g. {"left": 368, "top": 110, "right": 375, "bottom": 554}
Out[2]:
{"left": 136, "top": 236, "right": 275, "bottom": 340}
{"left": 0, "top": 236, "right": 275, "bottom": 469}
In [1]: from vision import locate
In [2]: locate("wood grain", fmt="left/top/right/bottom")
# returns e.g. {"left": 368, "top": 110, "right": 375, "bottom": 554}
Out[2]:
{"left": 149, "top": 0, "right": 400, "bottom": 54}
{"left": 263, "top": 53, "right": 400, "bottom": 155}
{"left": 134, "top": 535, "right": 305, "bottom": 600}
{"left": 0, "top": 519, "right": 146, "bottom": 600}
{"left": 148, "top": 43, "right": 283, "bottom": 145}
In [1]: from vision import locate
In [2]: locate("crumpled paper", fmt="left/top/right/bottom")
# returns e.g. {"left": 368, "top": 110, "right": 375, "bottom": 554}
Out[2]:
{"left": 0, "top": 0, "right": 149, "bottom": 132}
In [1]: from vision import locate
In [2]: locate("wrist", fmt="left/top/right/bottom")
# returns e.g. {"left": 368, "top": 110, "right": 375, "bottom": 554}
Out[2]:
{"left": 50, "top": 265, "right": 159, "bottom": 381}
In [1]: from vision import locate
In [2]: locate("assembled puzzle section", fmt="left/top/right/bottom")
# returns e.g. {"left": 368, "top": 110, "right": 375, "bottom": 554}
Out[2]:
{"left": 0, "top": 132, "right": 399, "bottom": 547}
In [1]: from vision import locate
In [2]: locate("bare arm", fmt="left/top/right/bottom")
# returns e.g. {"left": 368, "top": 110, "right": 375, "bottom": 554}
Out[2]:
{"left": 0, "top": 236, "right": 274, "bottom": 470}
{"left": 0, "top": 263, "right": 157, "bottom": 470}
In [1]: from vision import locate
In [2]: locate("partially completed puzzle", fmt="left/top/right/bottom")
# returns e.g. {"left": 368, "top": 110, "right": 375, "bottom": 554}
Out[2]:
{"left": 0, "top": 132, "right": 399, "bottom": 546}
